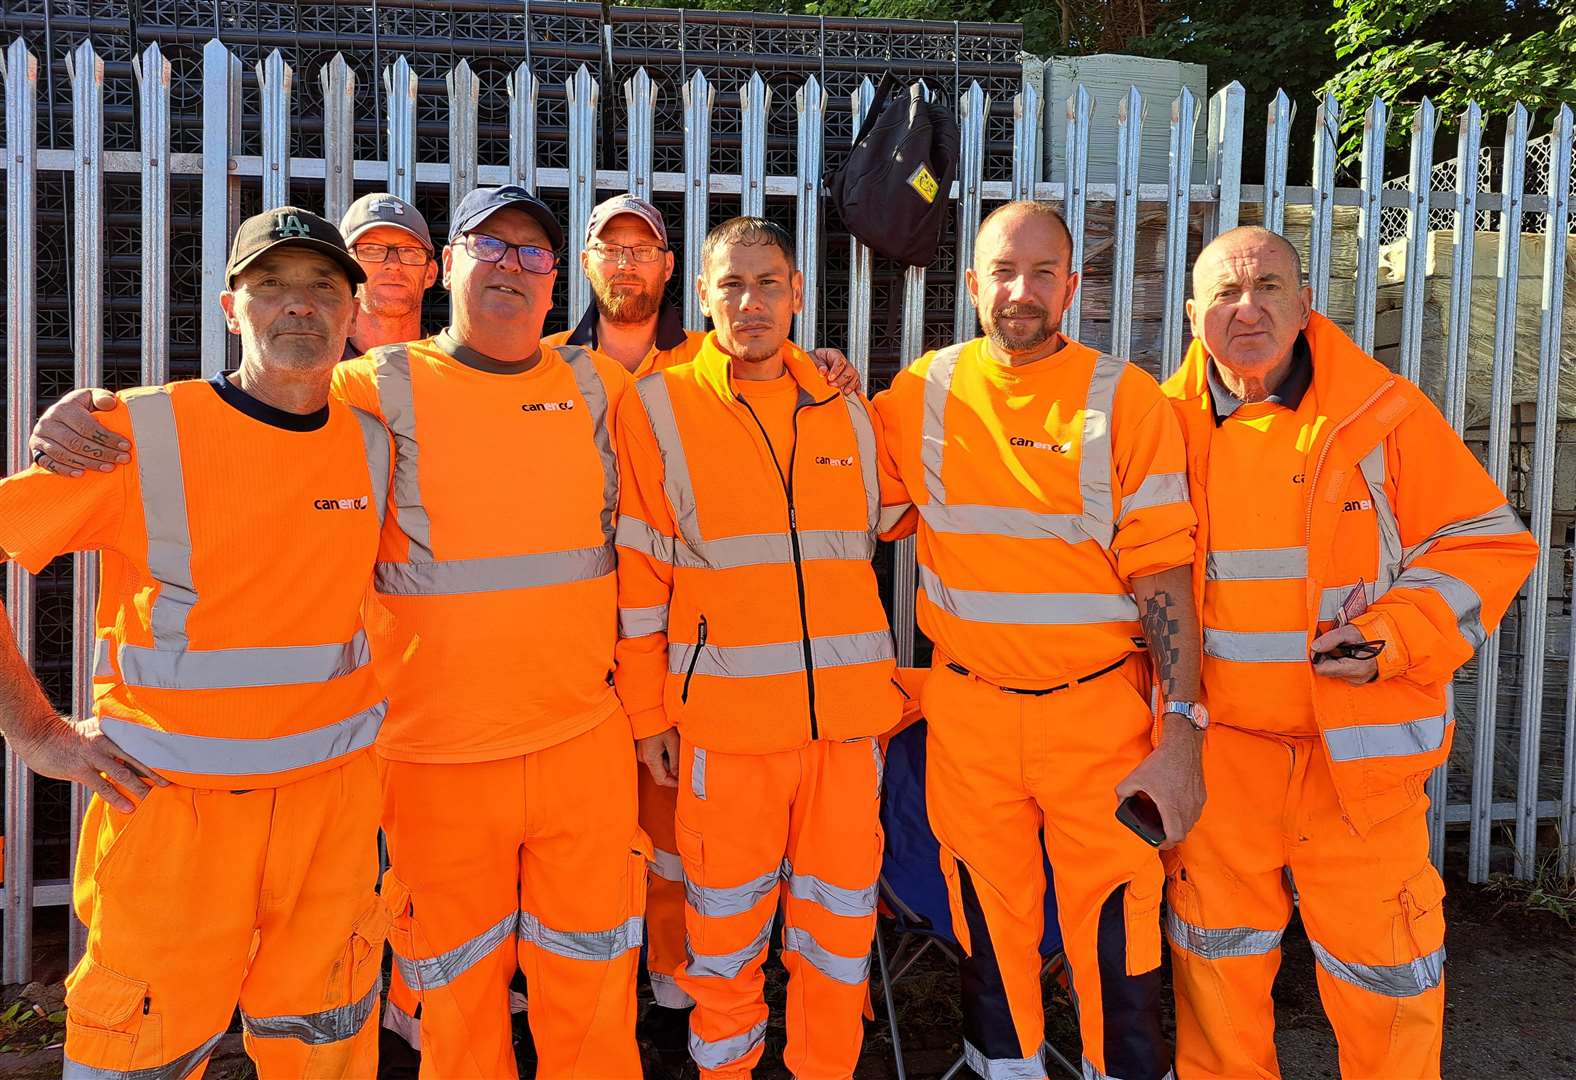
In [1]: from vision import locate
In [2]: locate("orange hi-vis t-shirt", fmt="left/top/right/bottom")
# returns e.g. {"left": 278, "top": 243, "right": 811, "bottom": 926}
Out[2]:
{"left": 332, "top": 332, "right": 632, "bottom": 763}
{"left": 732, "top": 372, "right": 799, "bottom": 476}
{"left": 544, "top": 299, "right": 704, "bottom": 379}
{"left": 1203, "top": 375, "right": 1329, "bottom": 735}
{"left": 874, "top": 337, "right": 1197, "bottom": 687}
{"left": 0, "top": 378, "right": 392, "bottom": 788}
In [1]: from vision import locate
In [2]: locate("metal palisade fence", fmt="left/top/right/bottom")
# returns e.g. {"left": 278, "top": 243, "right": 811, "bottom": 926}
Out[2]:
{"left": 2, "top": 35, "right": 1574, "bottom": 984}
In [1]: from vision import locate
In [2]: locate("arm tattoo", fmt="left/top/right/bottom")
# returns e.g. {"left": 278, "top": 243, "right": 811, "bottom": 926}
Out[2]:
{"left": 1141, "top": 590, "right": 1182, "bottom": 697}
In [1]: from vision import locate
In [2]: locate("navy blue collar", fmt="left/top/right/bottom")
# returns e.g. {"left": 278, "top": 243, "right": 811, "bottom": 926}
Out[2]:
{"left": 565, "top": 296, "right": 688, "bottom": 352}
{"left": 1207, "top": 333, "right": 1313, "bottom": 424}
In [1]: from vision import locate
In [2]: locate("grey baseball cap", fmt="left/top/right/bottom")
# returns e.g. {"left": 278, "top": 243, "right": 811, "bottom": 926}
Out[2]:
{"left": 339, "top": 192, "right": 434, "bottom": 252}
{"left": 587, "top": 194, "right": 669, "bottom": 247}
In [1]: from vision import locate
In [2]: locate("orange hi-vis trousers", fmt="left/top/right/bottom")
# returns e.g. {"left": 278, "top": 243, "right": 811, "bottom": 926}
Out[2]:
{"left": 378, "top": 712, "right": 649, "bottom": 1080}
{"left": 641, "top": 764, "right": 694, "bottom": 1009}
{"left": 63, "top": 751, "right": 384, "bottom": 1079}
{"left": 675, "top": 736, "right": 884, "bottom": 1079}
{"left": 923, "top": 654, "right": 1172, "bottom": 1080}
{"left": 1166, "top": 724, "right": 1446, "bottom": 1079}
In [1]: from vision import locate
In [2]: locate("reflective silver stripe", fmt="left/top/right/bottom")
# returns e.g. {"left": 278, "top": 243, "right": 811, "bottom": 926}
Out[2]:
{"left": 1318, "top": 581, "right": 1378, "bottom": 622}
{"left": 350, "top": 405, "right": 391, "bottom": 529}
{"left": 1205, "top": 546, "right": 1308, "bottom": 581}
{"left": 635, "top": 372, "right": 701, "bottom": 544}
{"left": 619, "top": 604, "right": 669, "bottom": 638}
{"left": 98, "top": 700, "right": 384, "bottom": 777}
{"left": 1082, "top": 1062, "right": 1174, "bottom": 1080}
{"left": 242, "top": 977, "right": 380, "bottom": 1043}
{"left": 381, "top": 996, "right": 421, "bottom": 1050}
{"left": 675, "top": 528, "right": 875, "bottom": 570}
{"left": 373, "top": 344, "right": 435, "bottom": 561}
{"left": 668, "top": 630, "right": 893, "bottom": 678}
{"left": 781, "top": 925, "right": 870, "bottom": 985}
{"left": 116, "top": 631, "right": 370, "bottom": 691}
{"left": 1389, "top": 567, "right": 1486, "bottom": 647}
{"left": 844, "top": 395, "right": 881, "bottom": 532}
{"left": 691, "top": 745, "right": 707, "bottom": 800}
{"left": 1165, "top": 909, "right": 1284, "bottom": 960}
{"left": 64, "top": 1031, "right": 226, "bottom": 1080}
{"left": 375, "top": 544, "right": 614, "bottom": 596}
{"left": 392, "top": 909, "right": 517, "bottom": 991}
{"left": 126, "top": 391, "right": 197, "bottom": 648}
{"left": 919, "top": 565, "right": 1138, "bottom": 626}
{"left": 1358, "top": 445, "right": 1403, "bottom": 591}
{"left": 783, "top": 860, "right": 877, "bottom": 917}
{"left": 93, "top": 638, "right": 113, "bottom": 677}
{"left": 518, "top": 911, "right": 643, "bottom": 961}
{"left": 689, "top": 1019, "right": 767, "bottom": 1071}
{"left": 1324, "top": 715, "right": 1450, "bottom": 763}
{"left": 1118, "top": 470, "right": 1189, "bottom": 523}
{"left": 1202, "top": 627, "right": 1307, "bottom": 663}
{"left": 686, "top": 866, "right": 781, "bottom": 918}
{"left": 615, "top": 515, "right": 674, "bottom": 564}
{"left": 920, "top": 346, "right": 1125, "bottom": 548}
{"left": 1309, "top": 940, "right": 1444, "bottom": 998}
{"left": 559, "top": 345, "right": 619, "bottom": 545}
{"left": 651, "top": 847, "right": 685, "bottom": 882}
{"left": 962, "top": 1040, "right": 1047, "bottom": 1080}
{"left": 871, "top": 737, "right": 884, "bottom": 789}
{"left": 685, "top": 914, "right": 773, "bottom": 980}
{"left": 1409, "top": 502, "right": 1526, "bottom": 552}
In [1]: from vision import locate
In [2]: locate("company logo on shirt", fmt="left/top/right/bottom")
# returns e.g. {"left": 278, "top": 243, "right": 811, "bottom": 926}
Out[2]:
{"left": 1009, "top": 436, "right": 1069, "bottom": 454}
{"left": 521, "top": 400, "right": 576, "bottom": 413}
{"left": 314, "top": 496, "right": 369, "bottom": 511}
{"left": 1342, "top": 498, "right": 1373, "bottom": 512}
{"left": 816, "top": 455, "right": 855, "bottom": 466}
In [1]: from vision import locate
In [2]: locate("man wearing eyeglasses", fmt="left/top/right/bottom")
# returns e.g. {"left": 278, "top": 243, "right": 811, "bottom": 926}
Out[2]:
{"left": 339, "top": 192, "right": 440, "bottom": 359}
{"left": 1160, "top": 227, "right": 1536, "bottom": 1079}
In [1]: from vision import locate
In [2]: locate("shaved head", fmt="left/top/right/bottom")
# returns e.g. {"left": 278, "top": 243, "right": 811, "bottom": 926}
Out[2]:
{"left": 1193, "top": 226, "right": 1302, "bottom": 296}
{"left": 976, "top": 201, "right": 1073, "bottom": 274}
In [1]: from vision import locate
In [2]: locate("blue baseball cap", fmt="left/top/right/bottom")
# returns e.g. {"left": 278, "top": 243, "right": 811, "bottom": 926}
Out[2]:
{"left": 447, "top": 185, "right": 563, "bottom": 249}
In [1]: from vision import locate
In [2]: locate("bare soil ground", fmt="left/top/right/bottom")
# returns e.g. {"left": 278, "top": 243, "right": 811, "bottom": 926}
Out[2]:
{"left": 3, "top": 863, "right": 1572, "bottom": 1079}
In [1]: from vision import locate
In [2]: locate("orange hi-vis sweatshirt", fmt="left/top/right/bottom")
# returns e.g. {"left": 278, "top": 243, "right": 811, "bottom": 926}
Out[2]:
{"left": 873, "top": 336, "right": 1197, "bottom": 687}
{"left": 333, "top": 332, "right": 632, "bottom": 763}
{"left": 1164, "top": 311, "right": 1538, "bottom": 833}
{"left": 613, "top": 333, "right": 912, "bottom": 754}
{"left": 0, "top": 378, "right": 392, "bottom": 788}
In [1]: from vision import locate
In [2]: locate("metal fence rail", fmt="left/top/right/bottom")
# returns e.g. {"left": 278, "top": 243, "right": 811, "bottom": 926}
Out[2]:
{"left": 2, "top": 34, "right": 1574, "bottom": 984}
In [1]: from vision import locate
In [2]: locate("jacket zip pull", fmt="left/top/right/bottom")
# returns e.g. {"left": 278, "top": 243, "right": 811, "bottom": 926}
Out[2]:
{"left": 681, "top": 614, "right": 707, "bottom": 704}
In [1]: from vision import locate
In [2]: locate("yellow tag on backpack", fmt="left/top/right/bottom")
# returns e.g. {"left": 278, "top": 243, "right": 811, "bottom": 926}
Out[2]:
{"left": 907, "top": 163, "right": 940, "bottom": 204}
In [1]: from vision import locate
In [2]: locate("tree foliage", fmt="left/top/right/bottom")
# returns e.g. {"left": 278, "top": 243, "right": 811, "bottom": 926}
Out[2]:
{"left": 1323, "top": 0, "right": 1576, "bottom": 159}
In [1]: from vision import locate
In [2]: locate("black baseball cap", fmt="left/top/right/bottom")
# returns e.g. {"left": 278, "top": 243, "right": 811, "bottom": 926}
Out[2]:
{"left": 226, "top": 206, "right": 367, "bottom": 287}
{"left": 448, "top": 185, "right": 564, "bottom": 249}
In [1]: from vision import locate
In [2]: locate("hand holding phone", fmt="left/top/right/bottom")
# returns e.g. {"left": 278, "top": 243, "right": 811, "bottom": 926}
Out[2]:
{"left": 1116, "top": 791, "right": 1167, "bottom": 847}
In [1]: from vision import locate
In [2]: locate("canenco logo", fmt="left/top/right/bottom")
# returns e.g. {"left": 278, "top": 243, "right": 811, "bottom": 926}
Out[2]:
{"left": 1009, "top": 436, "right": 1069, "bottom": 453}
{"left": 314, "top": 497, "right": 368, "bottom": 511}
{"left": 521, "top": 400, "right": 576, "bottom": 413}
{"left": 1342, "top": 498, "right": 1373, "bottom": 512}
{"left": 816, "top": 455, "right": 854, "bottom": 466}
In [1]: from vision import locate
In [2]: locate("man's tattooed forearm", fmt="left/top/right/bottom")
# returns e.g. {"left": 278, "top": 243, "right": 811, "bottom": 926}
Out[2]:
{"left": 1142, "top": 590, "right": 1182, "bottom": 696}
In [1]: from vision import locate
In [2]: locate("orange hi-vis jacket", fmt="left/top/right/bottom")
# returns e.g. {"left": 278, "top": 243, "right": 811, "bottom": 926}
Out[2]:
{"left": 0, "top": 380, "right": 392, "bottom": 788}
{"left": 544, "top": 298, "right": 704, "bottom": 378}
{"left": 614, "top": 333, "right": 910, "bottom": 754}
{"left": 333, "top": 334, "right": 631, "bottom": 762}
{"left": 873, "top": 337, "right": 1197, "bottom": 687}
{"left": 1163, "top": 311, "right": 1537, "bottom": 834}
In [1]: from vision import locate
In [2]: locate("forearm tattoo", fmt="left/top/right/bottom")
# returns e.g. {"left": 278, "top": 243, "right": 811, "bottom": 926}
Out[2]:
{"left": 1141, "top": 590, "right": 1182, "bottom": 697}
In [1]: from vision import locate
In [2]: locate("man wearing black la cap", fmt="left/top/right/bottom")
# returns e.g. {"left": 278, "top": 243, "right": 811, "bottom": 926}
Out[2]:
{"left": 0, "top": 205, "right": 396, "bottom": 1079}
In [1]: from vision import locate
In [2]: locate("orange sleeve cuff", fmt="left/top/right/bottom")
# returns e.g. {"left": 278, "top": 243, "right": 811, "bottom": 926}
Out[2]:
{"left": 628, "top": 706, "right": 672, "bottom": 741}
{"left": 1352, "top": 609, "right": 1409, "bottom": 681}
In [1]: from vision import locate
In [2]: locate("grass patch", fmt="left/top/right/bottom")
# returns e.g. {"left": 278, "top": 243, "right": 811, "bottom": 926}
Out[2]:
{"left": 1485, "top": 854, "right": 1576, "bottom": 927}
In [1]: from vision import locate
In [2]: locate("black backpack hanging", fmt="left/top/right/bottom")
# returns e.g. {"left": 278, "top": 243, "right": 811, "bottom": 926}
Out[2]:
{"left": 829, "top": 74, "right": 962, "bottom": 269}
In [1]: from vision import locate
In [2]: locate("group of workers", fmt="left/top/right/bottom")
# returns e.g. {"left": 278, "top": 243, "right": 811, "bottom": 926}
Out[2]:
{"left": 0, "top": 175, "right": 1534, "bottom": 1080}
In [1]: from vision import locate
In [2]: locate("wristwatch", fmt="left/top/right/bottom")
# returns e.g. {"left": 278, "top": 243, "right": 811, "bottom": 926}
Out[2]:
{"left": 1163, "top": 699, "right": 1210, "bottom": 731}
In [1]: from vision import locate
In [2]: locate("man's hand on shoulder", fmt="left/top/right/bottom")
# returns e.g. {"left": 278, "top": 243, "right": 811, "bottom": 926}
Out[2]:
{"left": 29, "top": 388, "right": 128, "bottom": 478}
{"left": 811, "top": 348, "right": 862, "bottom": 397}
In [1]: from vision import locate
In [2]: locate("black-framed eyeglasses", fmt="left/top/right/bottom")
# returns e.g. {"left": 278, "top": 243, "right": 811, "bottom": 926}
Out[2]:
{"left": 350, "top": 243, "right": 430, "bottom": 266}
{"left": 588, "top": 240, "right": 668, "bottom": 265}
{"left": 459, "top": 232, "right": 556, "bottom": 275}
{"left": 1312, "top": 639, "right": 1386, "bottom": 662}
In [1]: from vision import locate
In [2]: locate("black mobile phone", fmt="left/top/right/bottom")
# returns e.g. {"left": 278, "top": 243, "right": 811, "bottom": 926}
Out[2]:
{"left": 1116, "top": 791, "right": 1167, "bottom": 847}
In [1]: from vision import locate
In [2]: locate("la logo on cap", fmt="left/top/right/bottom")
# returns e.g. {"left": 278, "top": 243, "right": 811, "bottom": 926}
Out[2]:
{"left": 274, "top": 212, "right": 311, "bottom": 239}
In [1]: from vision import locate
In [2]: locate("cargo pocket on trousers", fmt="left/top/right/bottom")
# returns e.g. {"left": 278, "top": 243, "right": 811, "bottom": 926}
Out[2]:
{"left": 1397, "top": 865, "right": 1447, "bottom": 963}
{"left": 380, "top": 870, "right": 419, "bottom": 990}
{"left": 65, "top": 958, "right": 160, "bottom": 1072}
{"left": 302, "top": 896, "right": 389, "bottom": 1073}
{"left": 1123, "top": 873, "right": 1164, "bottom": 976}
{"left": 630, "top": 829, "right": 654, "bottom": 927}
